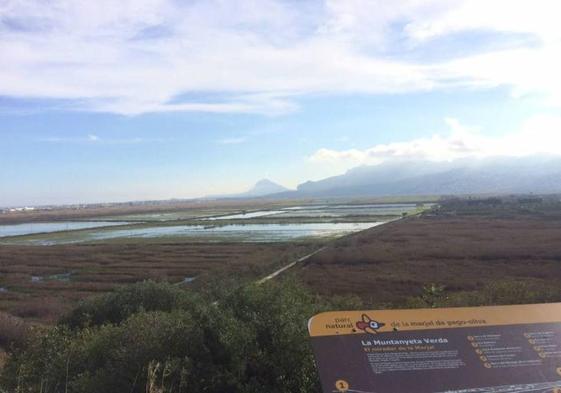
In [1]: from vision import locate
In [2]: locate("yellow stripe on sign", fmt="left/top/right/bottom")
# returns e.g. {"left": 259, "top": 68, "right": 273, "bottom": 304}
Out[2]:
{"left": 308, "top": 302, "right": 561, "bottom": 337}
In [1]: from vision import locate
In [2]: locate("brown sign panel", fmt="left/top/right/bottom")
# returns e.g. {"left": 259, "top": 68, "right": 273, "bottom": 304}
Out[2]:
{"left": 308, "top": 303, "right": 561, "bottom": 393}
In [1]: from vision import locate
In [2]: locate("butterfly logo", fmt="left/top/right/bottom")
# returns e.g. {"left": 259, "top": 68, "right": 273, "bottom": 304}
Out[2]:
{"left": 356, "top": 314, "right": 385, "bottom": 334}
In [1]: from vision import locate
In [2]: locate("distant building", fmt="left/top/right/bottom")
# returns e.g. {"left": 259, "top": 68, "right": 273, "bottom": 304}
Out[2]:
{"left": 8, "top": 206, "right": 36, "bottom": 212}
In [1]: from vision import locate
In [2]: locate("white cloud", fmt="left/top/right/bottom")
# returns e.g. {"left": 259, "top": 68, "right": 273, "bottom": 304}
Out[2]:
{"left": 403, "top": 0, "right": 561, "bottom": 43}
{"left": 1, "top": 0, "right": 561, "bottom": 114}
{"left": 216, "top": 137, "right": 247, "bottom": 145}
{"left": 309, "top": 115, "right": 561, "bottom": 170}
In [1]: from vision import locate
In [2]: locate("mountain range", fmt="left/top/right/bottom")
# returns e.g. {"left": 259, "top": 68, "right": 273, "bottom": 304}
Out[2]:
{"left": 283, "top": 156, "right": 561, "bottom": 198}
{"left": 210, "top": 156, "right": 561, "bottom": 200}
{"left": 206, "top": 179, "right": 289, "bottom": 199}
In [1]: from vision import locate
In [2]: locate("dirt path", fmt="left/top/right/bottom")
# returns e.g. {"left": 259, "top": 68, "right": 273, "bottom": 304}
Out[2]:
{"left": 257, "top": 217, "right": 405, "bottom": 284}
{"left": 257, "top": 247, "right": 328, "bottom": 284}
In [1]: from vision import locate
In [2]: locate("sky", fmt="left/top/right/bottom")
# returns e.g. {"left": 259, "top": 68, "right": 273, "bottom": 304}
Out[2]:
{"left": 1, "top": 0, "right": 561, "bottom": 206}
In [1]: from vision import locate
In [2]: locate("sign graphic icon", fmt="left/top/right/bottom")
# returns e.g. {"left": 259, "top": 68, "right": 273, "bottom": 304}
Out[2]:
{"left": 355, "top": 314, "right": 385, "bottom": 334}
{"left": 335, "top": 380, "right": 349, "bottom": 392}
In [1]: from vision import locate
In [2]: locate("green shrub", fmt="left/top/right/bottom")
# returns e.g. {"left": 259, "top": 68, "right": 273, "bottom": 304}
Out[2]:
{"left": 60, "top": 281, "right": 200, "bottom": 329}
{"left": 1, "top": 280, "right": 357, "bottom": 393}
{"left": 0, "top": 325, "right": 72, "bottom": 393}
{"left": 220, "top": 281, "right": 321, "bottom": 392}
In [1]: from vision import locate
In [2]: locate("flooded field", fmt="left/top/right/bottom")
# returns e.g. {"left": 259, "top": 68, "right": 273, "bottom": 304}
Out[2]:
{"left": 0, "top": 203, "right": 421, "bottom": 245}
{"left": 93, "top": 203, "right": 426, "bottom": 222}
{"left": 95, "top": 209, "right": 238, "bottom": 222}
{"left": 0, "top": 221, "right": 129, "bottom": 238}
{"left": 205, "top": 210, "right": 285, "bottom": 220}
{"left": 1, "top": 222, "right": 383, "bottom": 245}
{"left": 273, "top": 203, "right": 425, "bottom": 218}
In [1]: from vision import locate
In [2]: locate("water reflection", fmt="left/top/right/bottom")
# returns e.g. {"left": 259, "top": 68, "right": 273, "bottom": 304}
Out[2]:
{"left": 0, "top": 221, "right": 130, "bottom": 238}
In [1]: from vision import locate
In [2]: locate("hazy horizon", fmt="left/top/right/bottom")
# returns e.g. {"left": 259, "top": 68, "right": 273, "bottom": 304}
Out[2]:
{"left": 2, "top": 0, "right": 561, "bottom": 206}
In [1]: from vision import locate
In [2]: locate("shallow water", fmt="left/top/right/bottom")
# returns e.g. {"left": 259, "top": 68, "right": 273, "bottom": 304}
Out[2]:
{"left": 205, "top": 204, "right": 422, "bottom": 220}
{"left": 128, "top": 222, "right": 371, "bottom": 237}
{"left": 0, "top": 203, "right": 423, "bottom": 245}
{"left": 96, "top": 210, "right": 236, "bottom": 222}
{"left": 0, "top": 221, "right": 130, "bottom": 238}
{"left": 205, "top": 210, "right": 285, "bottom": 220}
{"left": 85, "top": 222, "right": 383, "bottom": 243}
{"left": 274, "top": 203, "right": 422, "bottom": 218}
{"left": 7, "top": 222, "right": 383, "bottom": 245}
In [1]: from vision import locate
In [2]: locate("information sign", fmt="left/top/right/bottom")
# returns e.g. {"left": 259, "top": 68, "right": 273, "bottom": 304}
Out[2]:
{"left": 309, "top": 303, "right": 561, "bottom": 392}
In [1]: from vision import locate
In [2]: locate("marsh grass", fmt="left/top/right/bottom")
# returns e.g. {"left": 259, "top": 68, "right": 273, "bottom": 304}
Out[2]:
{"left": 0, "top": 243, "right": 316, "bottom": 323}
{"left": 298, "top": 200, "right": 561, "bottom": 304}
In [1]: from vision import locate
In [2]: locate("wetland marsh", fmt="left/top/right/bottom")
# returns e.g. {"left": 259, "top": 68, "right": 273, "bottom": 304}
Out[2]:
{"left": 0, "top": 201, "right": 424, "bottom": 322}
{"left": 0, "top": 203, "right": 421, "bottom": 245}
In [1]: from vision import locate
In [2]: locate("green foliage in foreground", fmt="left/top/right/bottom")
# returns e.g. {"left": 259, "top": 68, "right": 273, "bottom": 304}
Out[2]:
{"left": 3, "top": 278, "right": 560, "bottom": 393}
{"left": 0, "top": 281, "right": 361, "bottom": 393}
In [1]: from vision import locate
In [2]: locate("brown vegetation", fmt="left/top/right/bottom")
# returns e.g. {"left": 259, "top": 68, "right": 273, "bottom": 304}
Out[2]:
{"left": 0, "top": 242, "right": 315, "bottom": 322}
{"left": 297, "top": 202, "right": 561, "bottom": 305}
{"left": 0, "top": 199, "right": 306, "bottom": 224}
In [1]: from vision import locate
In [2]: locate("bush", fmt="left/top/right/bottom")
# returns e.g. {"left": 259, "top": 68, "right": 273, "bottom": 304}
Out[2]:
{"left": 0, "top": 312, "right": 29, "bottom": 350}
{"left": 1, "top": 280, "right": 357, "bottom": 393}
{"left": 60, "top": 281, "right": 200, "bottom": 329}
{"left": 220, "top": 281, "right": 321, "bottom": 392}
{"left": 0, "top": 326, "right": 72, "bottom": 393}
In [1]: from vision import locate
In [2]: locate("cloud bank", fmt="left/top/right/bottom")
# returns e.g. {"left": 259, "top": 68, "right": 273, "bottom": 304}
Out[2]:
{"left": 310, "top": 115, "right": 561, "bottom": 169}
{"left": 1, "top": 0, "right": 560, "bottom": 115}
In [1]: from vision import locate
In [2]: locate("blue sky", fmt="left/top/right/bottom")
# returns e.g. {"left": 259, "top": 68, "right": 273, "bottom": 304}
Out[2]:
{"left": 1, "top": 0, "right": 561, "bottom": 206}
